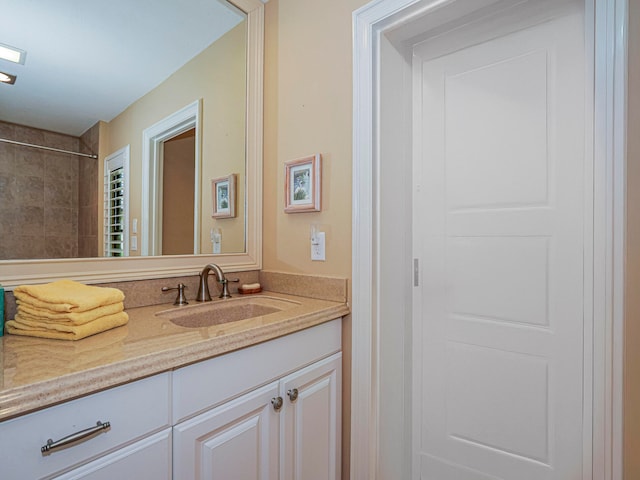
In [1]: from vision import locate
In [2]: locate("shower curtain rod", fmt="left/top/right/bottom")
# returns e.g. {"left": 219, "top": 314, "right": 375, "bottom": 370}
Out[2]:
{"left": 0, "top": 138, "right": 98, "bottom": 159}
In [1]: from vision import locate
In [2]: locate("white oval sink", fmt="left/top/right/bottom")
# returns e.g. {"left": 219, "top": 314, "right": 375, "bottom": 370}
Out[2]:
{"left": 155, "top": 296, "right": 300, "bottom": 328}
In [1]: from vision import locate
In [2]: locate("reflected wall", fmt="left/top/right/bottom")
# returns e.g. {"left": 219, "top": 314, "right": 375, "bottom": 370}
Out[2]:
{"left": 104, "top": 19, "right": 247, "bottom": 257}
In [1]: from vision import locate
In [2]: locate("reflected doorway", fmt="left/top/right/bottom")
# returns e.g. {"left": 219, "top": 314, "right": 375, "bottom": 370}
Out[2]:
{"left": 162, "top": 129, "right": 196, "bottom": 255}
{"left": 141, "top": 99, "right": 201, "bottom": 256}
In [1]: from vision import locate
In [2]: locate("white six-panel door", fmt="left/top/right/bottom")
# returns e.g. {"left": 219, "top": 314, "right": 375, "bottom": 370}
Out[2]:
{"left": 412, "top": 5, "right": 587, "bottom": 480}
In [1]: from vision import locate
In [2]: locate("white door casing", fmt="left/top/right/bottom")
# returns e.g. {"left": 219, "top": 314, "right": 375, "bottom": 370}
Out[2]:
{"left": 413, "top": 8, "right": 585, "bottom": 478}
{"left": 141, "top": 100, "right": 202, "bottom": 256}
{"left": 351, "top": 0, "right": 627, "bottom": 479}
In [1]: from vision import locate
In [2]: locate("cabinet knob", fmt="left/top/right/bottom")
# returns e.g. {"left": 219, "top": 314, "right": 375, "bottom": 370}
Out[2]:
{"left": 271, "top": 396, "right": 283, "bottom": 412}
{"left": 287, "top": 388, "right": 299, "bottom": 402}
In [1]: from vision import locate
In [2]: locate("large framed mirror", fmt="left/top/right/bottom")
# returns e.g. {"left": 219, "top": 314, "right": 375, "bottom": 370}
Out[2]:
{"left": 0, "top": 0, "right": 263, "bottom": 288}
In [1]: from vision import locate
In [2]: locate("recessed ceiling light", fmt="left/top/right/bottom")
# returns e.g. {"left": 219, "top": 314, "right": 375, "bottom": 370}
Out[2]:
{"left": 0, "top": 43, "right": 26, "bottom": 64}
{"left": 0, "top": 71, "right": 16, "bottom": 85}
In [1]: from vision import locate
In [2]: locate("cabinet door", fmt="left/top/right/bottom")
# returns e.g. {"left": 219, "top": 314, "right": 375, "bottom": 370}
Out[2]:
{"left": 52, "top": 429, "right": 172, "bottom": 480}
{"left": 280, "top": 353, "right": 342, "bottom": 480}
{"left": 173, "top": 381, "right": 280, "bottom": 480}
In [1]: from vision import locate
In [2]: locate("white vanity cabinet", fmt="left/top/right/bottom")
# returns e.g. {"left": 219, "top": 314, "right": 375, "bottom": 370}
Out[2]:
{"left": 0, "top": 372, "right": 172, "bottom": 480}
{"left": 172, "top": 319, "right": 342, "bottom": 480}
{"left": 0, "top": 318, "right": 342, "bottom": 480}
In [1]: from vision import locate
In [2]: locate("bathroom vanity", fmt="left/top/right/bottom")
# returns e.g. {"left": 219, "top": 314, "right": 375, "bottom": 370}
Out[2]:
{"left": 0, "top": 291, "right": 347, "bottom": 479}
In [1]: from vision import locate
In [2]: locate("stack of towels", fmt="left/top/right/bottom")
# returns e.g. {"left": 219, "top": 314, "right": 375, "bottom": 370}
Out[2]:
{"left": 6, "top": 280, "right": 129, "bottom": 341}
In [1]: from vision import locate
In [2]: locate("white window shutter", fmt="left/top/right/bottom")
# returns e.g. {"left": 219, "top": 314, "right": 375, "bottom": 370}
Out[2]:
{"left": 103, "top": 146, "right": 130, "bottom": 257}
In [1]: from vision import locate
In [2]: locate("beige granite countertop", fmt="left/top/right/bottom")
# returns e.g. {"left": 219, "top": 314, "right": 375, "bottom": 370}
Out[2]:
{"left": 0, "top": 291, "right": 349, "bottom": 421}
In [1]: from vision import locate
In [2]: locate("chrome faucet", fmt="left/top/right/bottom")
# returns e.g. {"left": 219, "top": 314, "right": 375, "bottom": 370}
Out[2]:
{"left": 196, "top": 263, "right": 238, "bottom": 301}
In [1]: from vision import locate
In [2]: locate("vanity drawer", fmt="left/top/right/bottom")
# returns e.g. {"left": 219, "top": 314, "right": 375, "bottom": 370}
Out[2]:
{"left": 0, "top": 372, "right": 171, "bottom": 480}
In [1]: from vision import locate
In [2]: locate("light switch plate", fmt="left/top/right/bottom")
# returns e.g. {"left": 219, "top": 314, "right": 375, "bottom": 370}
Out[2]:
{"left": 311, "top": 232, "right": 325, "bottom": 261}
{"left": 131, "top": 235, "right": 138, "bottom": 251}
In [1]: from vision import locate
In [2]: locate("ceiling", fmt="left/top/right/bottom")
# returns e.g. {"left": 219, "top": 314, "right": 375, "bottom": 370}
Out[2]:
{"left": 0, "top": 0, "right": 244, "bottom": 136}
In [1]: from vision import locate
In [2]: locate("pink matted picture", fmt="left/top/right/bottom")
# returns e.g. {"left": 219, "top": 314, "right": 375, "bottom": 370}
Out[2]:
{"left": 284, "top": 154, "right": 321, "bottom": 213}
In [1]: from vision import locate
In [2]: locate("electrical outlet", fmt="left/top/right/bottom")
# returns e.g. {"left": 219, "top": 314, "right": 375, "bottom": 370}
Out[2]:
{"left": 311, "top": 232, "right": 325, "bottom": 261}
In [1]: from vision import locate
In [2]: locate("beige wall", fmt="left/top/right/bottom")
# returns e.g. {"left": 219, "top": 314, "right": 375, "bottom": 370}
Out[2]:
{"left": 104, "top": 21, "right": 247, "bottom": 256}
{"left": 263, "top": 0, "right": 364, "bottom": 277}
{"left": 625, "top": 0, "right": 640, "bottom": 478}
{"left": 263, "top": 0, "right": 368, "bottom": 477}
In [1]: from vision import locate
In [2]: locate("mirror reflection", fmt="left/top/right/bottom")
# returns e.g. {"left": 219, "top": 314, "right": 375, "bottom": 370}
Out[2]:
{"left": 0, "top": 0, "right": 248, "bottom": 260}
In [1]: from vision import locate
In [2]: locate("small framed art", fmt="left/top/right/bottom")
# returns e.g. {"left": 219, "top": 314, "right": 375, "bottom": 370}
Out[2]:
{"left": 211, "top": 174, "right": 236, "bottom": 218}
{"left": 284, "top": 154, "right": 321, "bottom": 213}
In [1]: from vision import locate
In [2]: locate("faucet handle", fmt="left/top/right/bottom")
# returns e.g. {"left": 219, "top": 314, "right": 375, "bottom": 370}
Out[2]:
{"left": 217, "top": 278, "right": 239, "bottom": 299}
{"left": 162, "top": 283, "right": 188, "bottom": 306}
{"left": 206, "top": 273, "right": 239, "bottom": 284}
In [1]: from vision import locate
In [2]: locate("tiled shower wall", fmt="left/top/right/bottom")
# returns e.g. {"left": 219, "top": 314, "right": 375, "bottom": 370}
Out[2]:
{"left": 79, "top": 124, "right": 99, "bottom": 257}
{"left": 0, "top": 121, "right": 99, "bottom": 259}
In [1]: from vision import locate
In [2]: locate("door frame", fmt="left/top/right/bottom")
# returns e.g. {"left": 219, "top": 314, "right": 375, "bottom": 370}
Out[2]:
{"left": 351, "top": 0, "right": 628, "bottom": 479}
{"left": 141, "top": 100, "right": 202, "bottom": 256}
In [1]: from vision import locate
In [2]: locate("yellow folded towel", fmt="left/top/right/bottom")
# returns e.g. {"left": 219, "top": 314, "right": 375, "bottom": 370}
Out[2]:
{"left": 6, "top": 311, "right": 129, "bottom": 341}
{"left": 14, "top": 280, "right": 125, "bottom": 313}
{"left": 16, "top": 301, "right": 124, "bottom": 325}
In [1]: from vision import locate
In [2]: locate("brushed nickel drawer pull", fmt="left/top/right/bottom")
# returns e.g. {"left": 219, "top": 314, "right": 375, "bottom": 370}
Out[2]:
{"left": 41, "top": 420, "right": 111, "bottom": 453}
